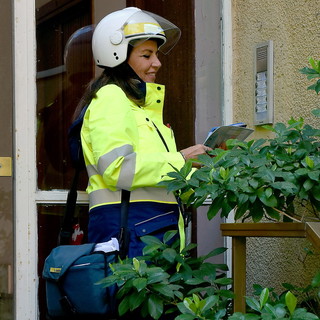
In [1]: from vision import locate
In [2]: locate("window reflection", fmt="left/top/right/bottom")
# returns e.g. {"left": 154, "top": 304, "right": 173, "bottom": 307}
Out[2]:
{"left": 0, "top": 182, "right": 13, "bottom": 320}
{"left": 36, "top": 0, "right": 93, "bottom": 191}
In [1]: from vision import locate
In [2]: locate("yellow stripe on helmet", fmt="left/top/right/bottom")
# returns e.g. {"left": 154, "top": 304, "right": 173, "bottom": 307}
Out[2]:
{"left": 124, "top": 22, "right": 165, "bottom": 37}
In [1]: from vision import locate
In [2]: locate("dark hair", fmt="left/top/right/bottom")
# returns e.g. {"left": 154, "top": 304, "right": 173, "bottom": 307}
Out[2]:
{"left": 72, "top": 61, "right": 145, "bottom": 121}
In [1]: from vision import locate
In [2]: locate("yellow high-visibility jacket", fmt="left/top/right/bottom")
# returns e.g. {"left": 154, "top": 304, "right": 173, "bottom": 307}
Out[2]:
{"left": 81, "top": 82, "right": 185, "bottom": 211}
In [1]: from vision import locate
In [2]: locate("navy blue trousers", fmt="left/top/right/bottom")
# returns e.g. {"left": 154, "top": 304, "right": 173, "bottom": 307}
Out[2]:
{"left": 88, "top": 201, "right": 179, "bottom": 258}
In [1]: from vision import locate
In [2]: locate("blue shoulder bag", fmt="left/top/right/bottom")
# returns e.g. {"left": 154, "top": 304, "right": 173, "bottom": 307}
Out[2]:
{"left": 42, "top": 106, "right": 130, "bottom": 319}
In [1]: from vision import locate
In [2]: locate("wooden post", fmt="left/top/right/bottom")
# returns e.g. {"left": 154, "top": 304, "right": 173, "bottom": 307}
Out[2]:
{"left": 232, "top": 236, "right": 246, "bottom": 312}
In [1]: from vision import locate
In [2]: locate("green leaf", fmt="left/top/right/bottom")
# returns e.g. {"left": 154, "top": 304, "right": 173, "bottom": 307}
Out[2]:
{"left": 183, "top": 297, "right": 197, "bottom": 314}
{"left": 305, "top": 156, "right": 314, "bottom": 169}
{"left": 129, "top": 290, "right": 146, "bottom": 311}
{"left": 312, "top": 109, "right": 320, "bottom": 117}
{"left": 257, "top": 188, "right": 278, "bottom": 207}
{"left": 245, "top": 297, "right": 261, "bottom": 312}
{"left": 207, "top": 197, "right": 224, "bottom": 220}
{"left": 175, "top": 314, "right": 196, "bottom": 320}
{"left": 293, "top": 308, "right": 319, "bottom": 320}
{"left": 162, "top": 248, "right": 177, "bottom": 263}
{"left": 262, "top": 303, "right": 276, "bottom": 316}
{"left": 259, "top": 288, "right": 269, "bottom": 308}
{"left": 214, "top": 277, "right": 233, "bottom": 285}
{"left": 221, "top": 198, "right": 234, "bottom": 218}
{"left": 265, "top": 187, "right": 273, "bottom": 199}
{"left": 185, "top": 278, "right": 206, "bottom": 285}
{"left": 133, "top": 257, "right": 140, "bottom": 272}
{"left": 285, "top": 291, "right": 297, "bottom": 315}
{"left": 118, "top": 295, "right": 130, "bottom": 316}
{"left": 311, "top": 271, "right": 320, "bottom": 287}
{"left": 143, "top": 244, "right": 162, "bottom": 255}
{"left": 309, "top": 57, "right": 320, "bottom": 72}
{"left": 180, "top": 189, "right": 195, "bottom": 203}
{"left": 273, "top": 304, "right": 287, "bottom": 318}
{"left": 235, "top": 202, "right": 249, "bottom": 220}
{"left": 250, "top": 201, "right": 264, "bottom": 222}
{"left": 163, "top": 230, "right": 178, "bottom": 244}
{"left": 146, "top": 267, "right": 170, "bottom": 284}
{"left": 303, "top": 179, "right": 314, "bottom": 191}
{"left": 202, "top": 295, "right": 219, "bottom": 312}
{"left": 203, "top": 246, "right": 228, "bottom": 260}
{"left": 141, "top": 235, "right": 163, "bottom": 246}
{"left": 312, "top": 185, "right": 320, "bottom": 201}
{"left": 132, "top": 278, "right": 147, "bottom": 292}
{"left": 151, "top": 283, "right": 174, "bottom": 298}
{"left": 249, "top": 179, "right": 259, "bottom": 189}
{"left": 229, "top": 312, "right": 260, "bottom": 320}
{"left": 219, "top": 167, "right": 228, "bottom": 180}
{"left": 166, "top": 180, "right": 189, "bottom": 192}
{"left": 148, "top": 294, "right": 163, "bottom": 320}
{"left": 265, "top": 206, "right": 281, "bottom": 221}
{"left": 180, "top": 160, "right": 193, "bottom": 178}
{"left": 308, "top": 171, "right": 320, "bottom": 181}
{"left": 192, "top": 293, "right": 201, "bottom": 307}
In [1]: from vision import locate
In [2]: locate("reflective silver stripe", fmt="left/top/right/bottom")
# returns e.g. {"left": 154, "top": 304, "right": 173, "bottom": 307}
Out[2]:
{"left": 86, "top": 164, "right": 98, "bottom": 178}
{"left": 89, "top": 187, "right": 177, "bottom": 209}
{"left": 97, "top": 144, "right": 133, "bottom": 176}
{"left": 89, "top": 189, "right": 121, "bottom": 208}
{"left": 117, "top": 152, "right": 136, "bottom": 189}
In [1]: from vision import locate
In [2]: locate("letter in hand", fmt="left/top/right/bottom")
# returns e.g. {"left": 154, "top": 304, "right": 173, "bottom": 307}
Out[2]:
{"left": 180, "top": 144, "right": 213, "bottom": 168}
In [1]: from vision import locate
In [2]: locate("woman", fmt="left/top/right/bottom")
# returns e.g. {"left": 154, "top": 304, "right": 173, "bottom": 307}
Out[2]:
{"left": 77, "top": 7, "right": 211, "bottom": 257}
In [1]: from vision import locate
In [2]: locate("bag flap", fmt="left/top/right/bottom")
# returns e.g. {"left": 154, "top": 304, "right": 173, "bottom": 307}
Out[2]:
{"left": 42, "top": 243, "right": 95, "bottom": 281}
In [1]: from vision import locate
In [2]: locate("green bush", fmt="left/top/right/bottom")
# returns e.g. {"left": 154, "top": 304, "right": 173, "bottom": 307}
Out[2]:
{"left": 98, "top": 230, "right": 233, "bottom": 320}
{"left": 158, "top": 57, "right": 320, "bottom": 223}
{"left": 229, "top": 287, "right": 319, "bottom": 320}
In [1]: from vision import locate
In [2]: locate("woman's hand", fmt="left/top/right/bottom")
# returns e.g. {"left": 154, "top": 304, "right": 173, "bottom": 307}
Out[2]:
{"left": 180, "top": 144, "right": 212, "bottom": 168}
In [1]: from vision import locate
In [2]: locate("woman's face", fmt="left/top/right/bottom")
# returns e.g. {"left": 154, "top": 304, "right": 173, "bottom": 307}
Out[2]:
{"left": 127, "top": 39, "right": 162, "bottom": 83}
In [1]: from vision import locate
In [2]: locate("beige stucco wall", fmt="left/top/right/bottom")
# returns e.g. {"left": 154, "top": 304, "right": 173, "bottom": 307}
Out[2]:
{"left": 232, "top": 0, "right": 319, "bottom": 140}
{"left": 231, "top": 0, "right": 320, "bottom": 295}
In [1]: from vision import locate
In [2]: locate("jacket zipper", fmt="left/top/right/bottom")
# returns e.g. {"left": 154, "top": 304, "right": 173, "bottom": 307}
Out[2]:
{"left": 137, "top": 105, "right": 170, "bottom": 152}
{"left": 151, "top": 120, "right": 170, "bottom": 152}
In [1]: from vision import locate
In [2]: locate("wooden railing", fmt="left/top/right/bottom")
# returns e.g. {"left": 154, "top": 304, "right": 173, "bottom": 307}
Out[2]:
{"left": 220, "top": 222, "right": 320, "bottom": 312}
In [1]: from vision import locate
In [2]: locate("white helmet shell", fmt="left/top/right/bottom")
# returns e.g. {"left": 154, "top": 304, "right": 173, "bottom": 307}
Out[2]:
{"left": 92, "top": 7, "right": 181, "bottom": 68}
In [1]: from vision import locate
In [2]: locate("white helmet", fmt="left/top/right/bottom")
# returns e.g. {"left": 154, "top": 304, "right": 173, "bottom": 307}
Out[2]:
{"left": 92, "top": 7, "right": 181, "bottom": 68}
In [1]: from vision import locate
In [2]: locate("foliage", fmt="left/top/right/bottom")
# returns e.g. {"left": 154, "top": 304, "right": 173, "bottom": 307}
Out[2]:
{"left": 300, "top": 57, "right": 320, "bottom": 94}
{"left": 158, "top": 58, "right": 320, "bottom": 223}
{"left": 159, "top": 110, "right": 320, "bottom": 223}
{"left": 229, "top": 288, "right": 319, "bottom": 320}
{"left": 98, "top": 230, "right": 233, "bottom": 320}
{"left": 251, "top": 271, "right": 320, "bottom": 317}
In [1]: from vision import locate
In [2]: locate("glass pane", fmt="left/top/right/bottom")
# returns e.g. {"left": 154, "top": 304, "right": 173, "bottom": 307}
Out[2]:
{"left": 37, "top": 204, "right": 89, "bottom": 319}
{"left": 0, "top": 179, "right": 13, "bottom": 320}
{"left": 36, "top": 0, "right": 93, "bottom": 190}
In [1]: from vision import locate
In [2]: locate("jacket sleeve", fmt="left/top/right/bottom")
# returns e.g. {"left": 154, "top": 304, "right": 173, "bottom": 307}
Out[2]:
{"left": 82, "top": 84, "right": 185, "bottom": 191}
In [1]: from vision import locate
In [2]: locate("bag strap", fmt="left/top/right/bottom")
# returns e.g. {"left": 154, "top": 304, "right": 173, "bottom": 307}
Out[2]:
{"left": 119, "top": 189, "right": 130, "bottom": 259}
{"left": 59, "top": 162, "right": 131, "bottom": 252}
{"left": 58, "top": 161, "right": 82, "bottom": 245}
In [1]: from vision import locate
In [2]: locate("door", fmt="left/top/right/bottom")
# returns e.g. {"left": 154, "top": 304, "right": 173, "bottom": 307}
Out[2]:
{"left": 0, "top": 0, "right": 14, "bottom": 319}
{"left": 36, "top": 1, "right": 92, "bottom": 318}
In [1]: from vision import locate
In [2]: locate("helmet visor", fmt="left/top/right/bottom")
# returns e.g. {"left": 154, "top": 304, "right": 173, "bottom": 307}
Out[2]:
{"left": 122, "top": 10, "right": 181, "bottom": 54}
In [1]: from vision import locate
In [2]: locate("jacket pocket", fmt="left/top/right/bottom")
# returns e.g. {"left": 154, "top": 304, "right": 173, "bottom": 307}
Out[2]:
{"left": 134, "top": 211, "right": 178, "bottom": 237}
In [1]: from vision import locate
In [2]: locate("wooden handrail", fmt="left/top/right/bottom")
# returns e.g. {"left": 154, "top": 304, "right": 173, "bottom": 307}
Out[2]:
{"left": 220, "top": 222, "right": 320, "bottom": 313}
